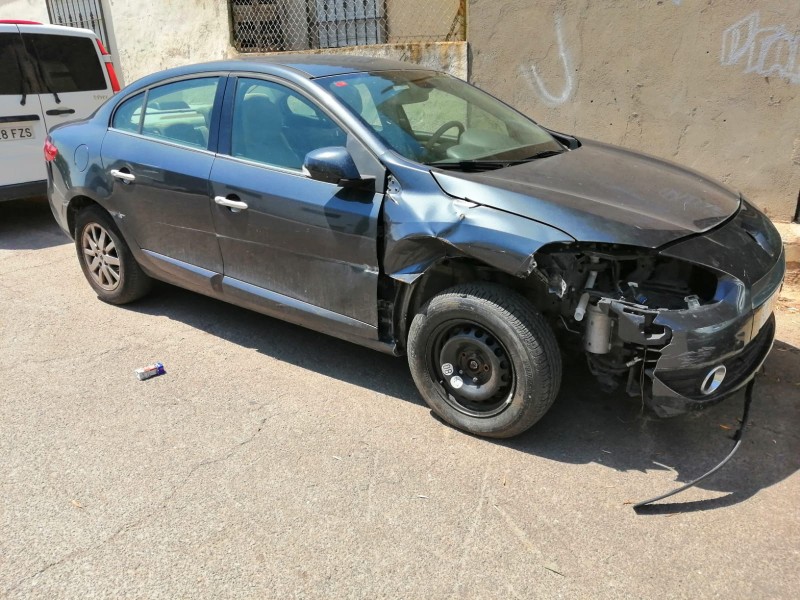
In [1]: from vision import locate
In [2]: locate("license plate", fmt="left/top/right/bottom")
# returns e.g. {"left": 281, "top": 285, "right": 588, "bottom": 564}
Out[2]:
{"left": 0, "top": 126, "right": 35, "bottom": 142}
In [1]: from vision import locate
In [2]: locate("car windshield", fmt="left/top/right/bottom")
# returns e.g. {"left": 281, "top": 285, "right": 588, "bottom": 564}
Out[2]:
{"left": 322, "top": 70, "right": 564, "bottom": 168}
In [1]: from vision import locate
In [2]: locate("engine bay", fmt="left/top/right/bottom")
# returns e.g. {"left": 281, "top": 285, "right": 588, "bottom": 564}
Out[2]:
{"left": 535, "top": 244, "right": 722, "bottom": 395}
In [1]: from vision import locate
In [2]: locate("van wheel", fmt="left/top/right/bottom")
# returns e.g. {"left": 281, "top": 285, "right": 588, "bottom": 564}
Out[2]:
{"left": 74, "top": 205, "right": 152, "bottom": 304}
{"left": 407, "top": 283, "right": 561, "bottom": 438}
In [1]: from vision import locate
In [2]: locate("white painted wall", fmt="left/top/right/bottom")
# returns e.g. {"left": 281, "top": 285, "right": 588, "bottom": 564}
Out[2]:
{"left": 105, "top": 0, "right": 232, "bottom": 85}
{"left": 0, "top": 0, "right": 50, "bottom": 23}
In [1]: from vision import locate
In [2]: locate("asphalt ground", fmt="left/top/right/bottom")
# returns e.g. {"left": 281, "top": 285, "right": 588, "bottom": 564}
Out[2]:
{"left": 1, "top": 198, "right": 799, "bottom": 599}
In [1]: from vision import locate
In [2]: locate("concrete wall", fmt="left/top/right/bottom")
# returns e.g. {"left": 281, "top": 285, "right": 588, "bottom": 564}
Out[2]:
{"left": 108, "top": 0, "right": 467, "bottom": 82}
{"left": 2, "top": 1, "right": 467, "bottom": 83}
{"left": 468, "top": 0, "right": 800, "bottom": 222}
{"left": 104, "top": 0, "right": 230, "bottom": 85}
{"left": 387, "top": 0, "right": 462, "bottom": 42}
{"left": 0, "top": 0, "right": 50, "bottom": 23}
{"left": 104, "top": 1, "right": 467, "bottom": 84}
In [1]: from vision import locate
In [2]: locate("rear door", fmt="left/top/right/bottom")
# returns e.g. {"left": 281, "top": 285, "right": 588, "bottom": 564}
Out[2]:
{"left": 101, "top": 76, "right": 225, "bottom": 273}
{"left": 18, "top": 25, "right": 112, "bottom": 132}
{"left": 0, "top": 24, "right": 47, "bottom": 187}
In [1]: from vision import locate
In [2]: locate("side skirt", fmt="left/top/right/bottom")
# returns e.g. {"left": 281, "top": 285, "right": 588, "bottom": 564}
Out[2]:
{"left": 138, "top": 249, "right": 398, "bottom": 356}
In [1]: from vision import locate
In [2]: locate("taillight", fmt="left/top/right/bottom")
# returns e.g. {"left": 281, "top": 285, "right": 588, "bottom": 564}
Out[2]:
{"left": 44, "top": 137, "right": 58, "bottom": 162}
{"left": 105, "top": 62, "right": 121, "bottom": 93}
{"left": 95, "top": 39, "right": 121, "bottom": 93}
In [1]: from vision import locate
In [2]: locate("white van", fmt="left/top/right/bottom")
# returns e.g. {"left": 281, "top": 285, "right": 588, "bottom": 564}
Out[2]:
{"left": 0, "top": 20, "right": 120, "bottom": 201}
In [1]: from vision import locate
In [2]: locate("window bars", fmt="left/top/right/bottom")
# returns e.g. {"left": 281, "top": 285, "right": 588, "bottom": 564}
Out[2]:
{"left": 230, "top": 0, "right": 466, "bottom": 53}
{"left": 46, "top": 0, "right": 111, "bottom": 50}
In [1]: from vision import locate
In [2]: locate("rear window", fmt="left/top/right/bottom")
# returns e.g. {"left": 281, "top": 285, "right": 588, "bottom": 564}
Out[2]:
{"left": 22, "top": 33, "right": 106, "bottom": 93}
{"left": 0, "top": 32, "right": 26, "bottom": 95}
{"left": 140, "top": 78, "right": 219, "bottom": 149}
{"left": 112, "top": 92, "right": 144, "bottom": 133}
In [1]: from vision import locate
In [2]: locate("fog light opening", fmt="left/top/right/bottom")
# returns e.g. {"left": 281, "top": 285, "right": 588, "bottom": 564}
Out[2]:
{"left": 700, "top": 365, "right": 727, "bottom": 395}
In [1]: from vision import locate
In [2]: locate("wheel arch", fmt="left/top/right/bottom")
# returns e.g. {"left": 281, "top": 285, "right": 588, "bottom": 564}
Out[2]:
{"left": 390, "top": 254, "right": 554, "bottom": 351}
{"left": 381, "top": 195, "right": 575, "bottom": 348}
{"left": 66, "top": 195, "right": 105, "bottom": 238}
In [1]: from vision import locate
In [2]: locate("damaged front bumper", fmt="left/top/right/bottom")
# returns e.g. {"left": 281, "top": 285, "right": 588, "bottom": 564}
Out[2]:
{"left": 649, "top": 304, "right": 777, "bottom": 417}
{"left": 630, "top": 247, "right": 784, "bottom": 417}
{"left": 579, "top": 198, "right": 787, "bottom": 417}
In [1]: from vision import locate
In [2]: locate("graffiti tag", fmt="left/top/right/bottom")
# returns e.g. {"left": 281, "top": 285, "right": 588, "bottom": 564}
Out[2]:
{"left": 721, "top": 12, "right": 799, "bottom": 84}
{"left": 519, "top": 12, "right": 575, "bottom": 107}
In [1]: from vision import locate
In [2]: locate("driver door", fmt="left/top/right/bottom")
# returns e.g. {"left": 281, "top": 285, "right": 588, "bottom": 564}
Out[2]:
{"left": 209, "top": 76, "right": 384, "bottom": 327}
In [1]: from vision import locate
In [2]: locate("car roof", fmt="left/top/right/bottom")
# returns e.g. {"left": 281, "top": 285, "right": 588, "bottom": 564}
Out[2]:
{"left": 206, "top": 55, "right": 434, "bottom": 78}
{"left": 130, "top": 55, "right": 436, "bottom": 89}
{"left": 0, "top": 21, "right": 99, "bottom": 39}
{"left": 233, "top": 54, "right": 434, "bottom": 78}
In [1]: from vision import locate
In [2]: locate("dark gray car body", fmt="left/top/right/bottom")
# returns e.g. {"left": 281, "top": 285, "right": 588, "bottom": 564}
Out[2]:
{"left": 46, "top": 56, "right": 785, "bottom": 417}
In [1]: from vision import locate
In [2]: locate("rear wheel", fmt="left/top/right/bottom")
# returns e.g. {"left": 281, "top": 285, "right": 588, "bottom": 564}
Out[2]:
{"left": 74, "top": 205, "right": 151, "bottom": 304}
{"left": 407, "top": 283, "right": 562, "bottom": 438}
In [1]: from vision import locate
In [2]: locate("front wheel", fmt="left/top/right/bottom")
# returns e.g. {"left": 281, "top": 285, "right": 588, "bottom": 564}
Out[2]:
{"left": 407, "top": 283, "right": 562, "bottom": 438}
{"left": 74, "top": 205, "right": 152, "bottom": 304}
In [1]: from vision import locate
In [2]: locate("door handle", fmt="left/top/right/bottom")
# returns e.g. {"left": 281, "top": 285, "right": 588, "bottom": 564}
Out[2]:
{"left": 214, "top": 196, "right": 248, "bottom": 211}
{"left": 45, "top": 108, "right": 76, "bottom": 116}
{"left": 110, "top": 169, "right": 135, "bottom": 183}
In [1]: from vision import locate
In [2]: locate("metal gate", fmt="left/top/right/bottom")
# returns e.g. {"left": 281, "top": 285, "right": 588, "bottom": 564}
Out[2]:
{"left": 46, "top": 0, "right": 111, "bottom": 50}
{"left": 314, "top": 0, "right": 386, "bottom": 48}
{"left": 230, "top": 0, "right": 388, "bottom": 52}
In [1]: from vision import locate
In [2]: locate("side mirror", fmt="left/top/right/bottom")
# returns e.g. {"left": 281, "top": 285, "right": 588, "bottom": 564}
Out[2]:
{"left": 303, "top": 147, "right": 366, "bottom": 187}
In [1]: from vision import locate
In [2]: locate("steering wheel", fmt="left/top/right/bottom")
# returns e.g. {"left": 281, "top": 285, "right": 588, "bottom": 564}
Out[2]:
{"left": 423, "top": 120, "right": 466, "bottom": 152}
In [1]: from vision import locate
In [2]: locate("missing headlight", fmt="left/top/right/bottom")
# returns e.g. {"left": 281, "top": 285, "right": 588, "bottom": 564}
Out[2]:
{"left": 534, "top": 243, "right": 722, "bottom": 395}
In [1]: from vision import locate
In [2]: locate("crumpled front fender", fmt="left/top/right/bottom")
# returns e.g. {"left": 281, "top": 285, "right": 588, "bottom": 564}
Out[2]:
{"left": 383, "top": 172, "right": 574, "bottom": 282}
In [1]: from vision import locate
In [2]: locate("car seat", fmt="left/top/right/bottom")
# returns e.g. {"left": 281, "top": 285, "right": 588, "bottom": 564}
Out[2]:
{"left": 234, "top": 94, "right": 301, "bottom": 169}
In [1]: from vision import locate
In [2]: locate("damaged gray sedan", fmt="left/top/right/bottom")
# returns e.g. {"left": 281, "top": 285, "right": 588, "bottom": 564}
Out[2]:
{"left": 47, "top": 57, "right": 785, "bottom": 438}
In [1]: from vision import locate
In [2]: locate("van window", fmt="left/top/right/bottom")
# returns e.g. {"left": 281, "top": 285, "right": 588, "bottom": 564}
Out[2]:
{"left": 0, "top": 33, "right": 26, "bottom": 95}
{"left": 22, "top": 33, "right": 106, "bottom": 93}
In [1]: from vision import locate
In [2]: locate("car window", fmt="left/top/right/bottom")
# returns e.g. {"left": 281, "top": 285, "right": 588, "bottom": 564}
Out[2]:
{"left": 403, "top": 89, "right": 506, "bottom": 136}
{"left": 351, "top": 83, "right": 383, "bottom": 131}
{"left": 140, "top": 78, "right": 219, "bottom": 150}
{"left": 111, "top": 92, "right": 144, "bottom": 133}
{"left": 21, "top": 33, "right": 106, "bottom": 93}
{"left": 327, "top": 71, "right": 562, "bottom": 164}
{"left": 0, "top": 33, "right": 27, "bottom": 95}
{"left": 286, "top": 95, "right": 317, "bottom": 119}
{"left": 231, "top": 78, "right": 347, "bottom": 171}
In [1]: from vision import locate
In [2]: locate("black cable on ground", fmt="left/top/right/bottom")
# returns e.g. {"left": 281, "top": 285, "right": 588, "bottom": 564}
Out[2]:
{"left": 633, "top": 379, "right": 755, "bottom": 511}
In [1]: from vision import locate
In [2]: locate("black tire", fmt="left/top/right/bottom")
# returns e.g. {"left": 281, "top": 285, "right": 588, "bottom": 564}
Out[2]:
{"left": 407, "top": 283, "right": 562, "bottom": 438}
{"left": 74, "top": 205, "right": 152, "bottom": 304}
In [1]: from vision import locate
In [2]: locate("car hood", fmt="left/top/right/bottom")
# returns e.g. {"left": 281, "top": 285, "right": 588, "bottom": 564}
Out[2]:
{"left": 430, "top": 139, "right": 741, "bottom": 248}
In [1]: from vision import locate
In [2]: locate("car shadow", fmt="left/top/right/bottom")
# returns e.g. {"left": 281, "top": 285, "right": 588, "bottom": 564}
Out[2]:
{"left": 125, "top": 284, "right": 800, "bottom": 514}
{"left": 0, "top": 197, "right": 70, "bottom": 251}
{"left": 498, "top": 337, "right": 800, "bottom": 514}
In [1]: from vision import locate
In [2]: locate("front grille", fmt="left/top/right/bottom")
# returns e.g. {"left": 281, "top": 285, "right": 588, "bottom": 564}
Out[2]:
{"left": 655, "top": 314, "right": 775, "bottom": 400}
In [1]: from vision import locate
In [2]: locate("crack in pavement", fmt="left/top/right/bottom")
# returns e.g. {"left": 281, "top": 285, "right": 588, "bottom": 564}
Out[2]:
{"left": 3, "top": 414, "right": 270, "bottom": 596}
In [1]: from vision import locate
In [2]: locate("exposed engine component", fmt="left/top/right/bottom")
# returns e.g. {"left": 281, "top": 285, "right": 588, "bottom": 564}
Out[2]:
{"left": 574, "top": 255, "right": 599, "bottom": 321}
{"left": 534, "top": 244, "right": 721, "bottom": 396}
{"left": 583, "top": 303, "right": 613, "bottom": 354}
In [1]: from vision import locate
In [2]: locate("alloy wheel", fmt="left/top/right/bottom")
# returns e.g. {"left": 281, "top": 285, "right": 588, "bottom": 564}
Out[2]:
{"left": 81, "top": 223, "right": 121, "bottom": 291}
